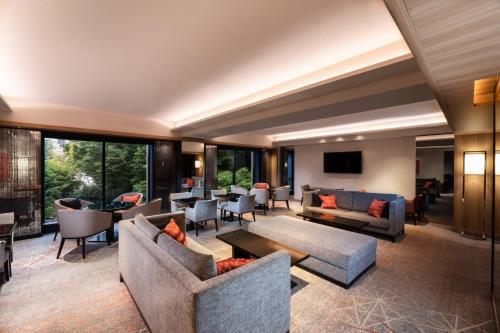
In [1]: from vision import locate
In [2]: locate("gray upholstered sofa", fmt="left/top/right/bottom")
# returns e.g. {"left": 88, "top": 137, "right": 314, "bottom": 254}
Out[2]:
{"left": 303, "top": 188, "right": 405, "bottom": 242}
{"left": 248, "top": 216, "right": 376, "bottom": 288}
{"left": 119, "top": 212, "right": 291, "bottom": 333}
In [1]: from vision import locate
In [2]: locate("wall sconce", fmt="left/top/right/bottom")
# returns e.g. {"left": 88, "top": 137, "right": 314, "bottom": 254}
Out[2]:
{"left": 462, "top": 151, "right": 487, "bottom": 240}
{"left": 195, "top": 160, "right": 201, "bottom": 169}
{"left": 496, "top": 152, "right": 499, "bottom": 176}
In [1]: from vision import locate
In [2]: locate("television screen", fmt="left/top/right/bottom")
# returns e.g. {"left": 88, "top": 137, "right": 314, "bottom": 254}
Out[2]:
{"left": 324, "top": 151, "right": 362, "bottom": 174}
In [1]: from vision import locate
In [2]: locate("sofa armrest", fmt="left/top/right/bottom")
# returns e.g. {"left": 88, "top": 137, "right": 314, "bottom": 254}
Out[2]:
{"left": 302, "top": 190, "right": 320, "bottom": 211}
{"left": 146, "top": 212, "right": 186, "bottom": 234}
{"left": 194, "top": 251, "right": 291, "bottom": 333}
{"left": 389, "top": 197, "right": 405, "bottom": 235}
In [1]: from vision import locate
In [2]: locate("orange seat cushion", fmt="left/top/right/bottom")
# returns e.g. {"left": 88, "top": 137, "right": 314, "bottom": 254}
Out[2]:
{"left": 319, "top": 195, "right": 337, "bottom": 209}
{"left": 186, "top": 179, "right": 195, "bottom": 186}
{"left": 367, "top": 199, "right": 387, "bottom": 218}
{"left": 122, "top": 194, "right": 141, "bottom": 204}
{"left": 254, "top": 183, "right": 268, "bottom": 189}
{"left": 216, "top": 258, "right": 255, "bottom": 275}
{"left": 163, "top": 218, "right": 186, "bottom": 245}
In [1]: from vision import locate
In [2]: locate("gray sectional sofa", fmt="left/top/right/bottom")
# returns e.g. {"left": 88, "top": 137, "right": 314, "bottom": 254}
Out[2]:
{"left": 248, "top": 215, "right": 377, "bottom": 288}
{"left": 119, "top": 212, "right": 291, "bottom": 333}
{"left": 303, "top": 188, "right": 405, "bottom": 242}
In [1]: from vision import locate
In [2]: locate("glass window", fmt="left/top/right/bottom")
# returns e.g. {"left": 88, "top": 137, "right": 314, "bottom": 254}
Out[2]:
{"left": 217, "top": 149, "right": 234, "bottom": 191}
{"left": 105, "top": 142, "right": 148, "bottom": 205}
{"left": 44, "top": 138, "right": 102, "bottom": 221}
{"left": 217, "top": 148, "right": 254, "bottom": 191}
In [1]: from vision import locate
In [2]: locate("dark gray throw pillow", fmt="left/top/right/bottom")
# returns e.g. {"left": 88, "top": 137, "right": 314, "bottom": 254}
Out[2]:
{"left": 381, "top": 201, "right": 390, "bottom": 218}
{"left": 311, "top": 193, "right": 322, "bottom": 207}
{"left": 60, "top": 198, "right": 82, "bottom": 210}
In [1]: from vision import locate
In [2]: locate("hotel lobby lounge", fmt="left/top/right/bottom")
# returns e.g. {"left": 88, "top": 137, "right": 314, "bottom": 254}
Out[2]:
{"left": 1, "top": 1, "right": 500, "bottom": 332}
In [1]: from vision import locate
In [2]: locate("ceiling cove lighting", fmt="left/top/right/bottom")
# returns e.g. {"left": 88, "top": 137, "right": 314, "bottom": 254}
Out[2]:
{"left": 272, "top": 112, "right": 447, "bottom": 142}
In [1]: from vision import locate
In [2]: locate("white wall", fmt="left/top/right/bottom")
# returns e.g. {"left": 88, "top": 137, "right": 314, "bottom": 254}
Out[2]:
{"left": 416, "top": 147, "right": 453, "bottom": 181}
{"left": 294, "top": 136, "right": 416, "bottom": 199}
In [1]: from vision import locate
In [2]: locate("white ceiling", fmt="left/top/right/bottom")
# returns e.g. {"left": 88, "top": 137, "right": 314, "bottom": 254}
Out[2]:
{"left": 0, "top": 0, "right": 408, "bottom": 128}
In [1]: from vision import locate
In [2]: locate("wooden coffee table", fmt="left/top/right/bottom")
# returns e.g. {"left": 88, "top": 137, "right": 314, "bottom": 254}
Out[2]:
{"left": 216, "top": 229, "right": 309, "bottom": 287}
{"left": 297, "top": 211, "right": 368, "bottom": 231}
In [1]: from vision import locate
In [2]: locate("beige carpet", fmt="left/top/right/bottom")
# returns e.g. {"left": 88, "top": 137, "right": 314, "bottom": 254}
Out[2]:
{"left": 0, "top": 201, "right": 495, "bottom": 332}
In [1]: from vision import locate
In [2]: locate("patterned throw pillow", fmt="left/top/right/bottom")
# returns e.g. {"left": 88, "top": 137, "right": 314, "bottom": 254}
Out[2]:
{"left": 319, "top": 195, "right": 337, "bottom": 209}
{"left": 163, "top": 218, "right": 186, "bottom": 245}
{"left": 216, "top": 258, "right": 255, "bottom": 275}
{"left": 367, "top": 199, "right": 387, "bottom": 218}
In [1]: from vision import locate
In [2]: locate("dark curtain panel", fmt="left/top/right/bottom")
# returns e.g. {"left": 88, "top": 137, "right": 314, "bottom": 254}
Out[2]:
{"left": 204, "top": 144, "right": 218, "bottom": 198}
{"left": 153, "top": 140, "right": 181, "bottom": 212}
{"left": 0, "top": 128, "right": 42, "bottom": 237}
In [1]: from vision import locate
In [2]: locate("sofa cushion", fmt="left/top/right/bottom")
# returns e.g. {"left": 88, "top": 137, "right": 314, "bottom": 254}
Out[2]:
{"left": 348, "top": 211, "right": 390, "bottom": 229}
{"left": 367, "top": 199, "right": 387, "bottom": 218}
{"left": 163, "top": 219, "right": 186, "bottom": 245}
{"left": 319, "top": 195, "right": 337, "bottom": 209}
{"left": 352, "top": 192, "right": 397, "bottom": 212}
{"left": 186, "top": 237, "right": 215, "bottom": 256}
{"left": 307, "top": 206, "right": 352, "bottom": 217}
{"left": 157, "top": 233, "right": 217, "bottom": 281}
{"left": 134, "top": 213, "right": 161, "bottom": 241}
{"left": 216, "top": 258, "right": 255, "bottom": 275}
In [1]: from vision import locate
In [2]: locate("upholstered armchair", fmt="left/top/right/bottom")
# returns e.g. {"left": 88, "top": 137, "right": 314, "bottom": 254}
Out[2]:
{"left": 249, "top": 188, "right": 269, "bottom": 215}
{"left": 211, "top": 189, "right": 228, "bottom": 220}
{"left": 0, "top": 241, "right": 10, "bottom": 282}
{"left": 405, "top": 194, "right": 424, "bottom": 225}
{"left": 111, "top": 192, "right": 144, "bottom": 206}
{"left": 272, "top": 186, "right": 291, "bottom": 210}
{"left": 120, "top": 199, "right": 162, "bottom": 220}
{"left": 190, "top": 186, "right": 204, "bottom": 198}
{"left": 224, "top": 194, "right": 256, "bottom": 226}
{"left": 230, "top": 185, "right": 248, "bottom": 195}
{"left": 0, "top": 212, "right": 14, "bottom": 262}
{"left": 56, "top": 209, "right": 113, "bottom": 259}
{"left": 53, "top": 198, "right": 94, "bottom": 241}
{"left": 170, "top": 192, "right": 192, "bottom": 212}
{"left": 185, "top": 199, "right": 218, "bottom": 236}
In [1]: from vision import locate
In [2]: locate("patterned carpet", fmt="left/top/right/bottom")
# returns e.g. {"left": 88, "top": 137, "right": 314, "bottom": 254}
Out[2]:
{"left": 0, "top": 200, "right": 495, "bottom": 332}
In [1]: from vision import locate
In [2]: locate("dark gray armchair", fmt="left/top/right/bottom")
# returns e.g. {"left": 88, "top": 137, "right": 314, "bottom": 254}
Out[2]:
{"left": 272, "top": 186, "right": 291, "bottom": 210}
{"left": 185, "top": 199, "right": 218, "bottom": 236}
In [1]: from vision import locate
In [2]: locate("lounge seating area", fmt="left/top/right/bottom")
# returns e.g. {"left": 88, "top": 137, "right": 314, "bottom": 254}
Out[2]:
{"left": 0, "top": 1, "right": 499, "bottom": 332}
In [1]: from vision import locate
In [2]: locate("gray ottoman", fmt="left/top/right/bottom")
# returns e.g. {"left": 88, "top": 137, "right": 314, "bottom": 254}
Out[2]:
{"left": 248, "top": 215, "right": 376, "bottom": 288}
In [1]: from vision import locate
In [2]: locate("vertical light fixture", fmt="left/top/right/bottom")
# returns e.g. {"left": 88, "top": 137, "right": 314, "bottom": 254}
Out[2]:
{"left": 462, "top": 151, "right": 487, "bottom": 239}
{"left": 195, "top": 160, "right": 201, "bottom": 169}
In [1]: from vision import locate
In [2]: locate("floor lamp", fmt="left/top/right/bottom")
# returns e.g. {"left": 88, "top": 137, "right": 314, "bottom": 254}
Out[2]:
{"left": 462, "top": 151, "right": 487, "bottom": 240}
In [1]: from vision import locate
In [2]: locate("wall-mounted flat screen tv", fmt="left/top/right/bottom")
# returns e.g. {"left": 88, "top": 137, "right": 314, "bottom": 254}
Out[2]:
{"left": 324, "top": 151, "right": 362, "bottom": 174}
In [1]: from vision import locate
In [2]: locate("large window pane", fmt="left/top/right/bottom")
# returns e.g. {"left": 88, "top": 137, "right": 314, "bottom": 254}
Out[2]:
{"left": 217, "top": 150, "right": 234, "bottom": 191}
{"left": 105, "top": 143, "right": 148, "bottom": 205}
{"left": 235, "top": 150, "right": 252, "bottom": 190}
{"left": 44, "top": 139, "right": 102, "bottom": 221}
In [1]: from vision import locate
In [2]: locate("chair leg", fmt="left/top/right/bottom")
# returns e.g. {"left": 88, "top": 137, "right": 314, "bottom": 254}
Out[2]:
{"left": 195, "top": 222, "right": 199, "bottom": 237}
{"left": 286, "top": 200, "right": 290, "bottom": 210}
{"left": 214, "top": 219, "right": 218, "bottom": 232}
{"left": 56, "top": 238, "right": 66, "bottom": 259}
{"left": 263, "top": 206, "right": 266, "bottom": 215}
{"left": 272, "top": 200, "right": 275, "bottom": 210}
{"left": 82, "top": 238, "right": 86, "bottom": 260}
{"left": 252, "top": 211, "right": 256, "bottom": 222}
{"left": 3, "top": 260, "right": 9, "bottom": 282}
{"left": 220, "top": 209, "right": 223, "bottom": 220}
{"left": 53, "top": 231, "right": 58, "bottom": 241}
{"left": 77, "top": 238, "right": 80, "bottom": 246}
{"left": 301, "top": 197, "right": 303, "bottom": 205}
{"left": 238, "top": 214, "right": 242, "bottom": 226}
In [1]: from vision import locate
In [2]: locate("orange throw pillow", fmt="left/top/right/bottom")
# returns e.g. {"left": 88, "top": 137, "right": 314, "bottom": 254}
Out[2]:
{"left": 122, "top": 194, "right": 140, "bottom": 203}
{"left": 186, "top": 179, "right": 194, "bottom": 186}
{"left": 216, "top": 258, "right": 255, "bottom": 275}
{"left": 367, "top": 199, "right": 387, "bottom": 218}
{"left": 254, "top": 183, "right": 268, "bottom": 189}
{"left": 319, "top": 195, "right": 337, "bottom": 209}
{"left": 163, "top": 218, "right": 186, "bottom": 245}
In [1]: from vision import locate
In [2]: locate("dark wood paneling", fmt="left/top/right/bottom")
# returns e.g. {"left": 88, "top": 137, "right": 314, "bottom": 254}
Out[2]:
{"left": 154, "top": 141, "right": 181, "bottom": 211}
